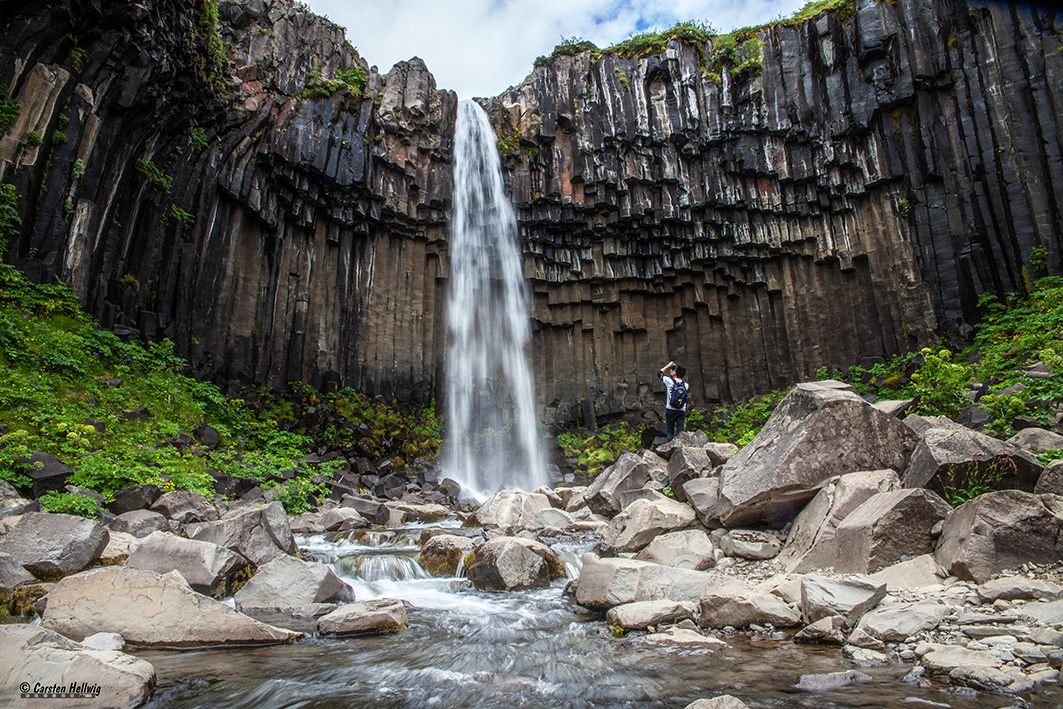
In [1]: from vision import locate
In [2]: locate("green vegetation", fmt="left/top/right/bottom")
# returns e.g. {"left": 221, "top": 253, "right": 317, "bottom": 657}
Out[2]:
{"left": 0, "top": 84, "right": 19, "bottom": 134}
{"left": 939, "top": 458, "right": 1015, "bottom": 508}
{"left": 556, "top": 424, "right": 641, "bottom": 478}
{"left": 0, "top": 184, "right": 20, "bottom": 253}
{"left": 72, "top": 159, "right": 86, "bottom": 180}
{"left": 189, "top": 124, "right": 208, "bottom": 150}
{"left": 299, "top": 66, "right": 368, "bottom": 100}
{"left": 40, "top": 491, "right": 102, "bottom": 519}
{"left": 0, "top": 265, "right": 442, "bottom": 515}
{"left": 199, "top": 0, "right": 228, "bottom": 80}
{"left": 169, "top": 204, "right": 195, "bottom": 229}
{"left": 51, "top": 130, "right": 68, "bottom": 145}
{"left": 25, "top": 131, "right": 42, "bottom": 148}
{"left": 1031, "top": 244, "right": 1048, "bottom": 273}
{"left": 136, "top": 158, "right": 172, "bottom": 192}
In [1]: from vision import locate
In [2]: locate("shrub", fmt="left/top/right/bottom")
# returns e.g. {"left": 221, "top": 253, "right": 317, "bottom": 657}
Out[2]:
{"left": 39, "top": 491, "right": 102, "bottom": 519}
{"left": 136, "top": 158, "right": 172, "bottom": 192}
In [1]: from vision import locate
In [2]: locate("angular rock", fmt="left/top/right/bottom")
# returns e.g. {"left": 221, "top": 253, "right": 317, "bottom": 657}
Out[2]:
{"left": 922, "top": 644, "right": 1002, "bottom": 674}
{"left": 384, "top": 501, "right": 449, "bottom": 523}
{"left": 794, "top": 670, "right": 873, "bottom": 691}
{"left": 574, "top": 555, "right": 712, "bottom": 610}
{"left": 834, "top": 488, "right": 951, "bottom": 574}
{"left": 793, "top": 615, "right": 847, "bottom": 644}
{"left": 666, "top": 447, "right": 711, "bottom": 502}
{"left": 467, "top": 490, "right": 553, "bottom": 528}
{"left": 1016, "top": 599, "right": 1063, "bottom": 625}
{"left": 109, "top": 509, "right": 169, "bottom": 538}
{"left": 902, "top": 415, "right": 1043, "bottom": 492}
{"left": 776, "top": 469, "right": 901, "bottom": 573}
{"left": 1008, "top": 427, "right": 1063, "bottom": 453}
{"left": 21, "top": 452, "right": 74, "bottom": 498}
{"left": 598, "top": 494, "right": 697, "bottom": 554}
{"left": 318, "top": 507, "right": 368, "bottom": 531}
{"left": 0, "top": 624, "right": 155, "bottom": 707}
{"left": 125, "top": 531, "right": 250, "bottom": 598}
{"left": 645, "top": 627, "right": 728, "bottom": 648}
{"left": 698, "top": 575, "right": 802, "bottom": 629}
{"left": 80, "top": 632, "right": 125, "bottom": 651}
{"left": 682, "top": 477, "right": 722, "bottom": 528}
{"left": 800, "top": 575, "right": 886, "bottom": 627}
{"left": 1034, "top": 460, "right": 1063, "bottom": 495}
{"left": 40, "top": 566, "right": 301, "bottom": 646}
{"left": 0, "top": 512, "right": 108, "bottom": 580}
{"left": 528, "top": 507, "right": 574, "bottom": 529}
{"left": 845, "top": 627, "right": 886, "bottom": 651}
{"left": 317, "top": 598, "right": 407, "bottom": 635}
{"left": 719, "top": 530, "right": 782, "bottom": 560}
{"left": 977, "top": 577, "right": 1063, "bottom": 603}
{"left": 418, "top": 534, "right": 476, "bottom": 577}
{"left": 717, "top": 382, "right": 919, "bottom": 528}
{"left": 195, "top": 424, "right": 221, "bottom": 450}
{"left": 949, "top": 666, "right": 1035, "bottom": 695}
{"left": 865, "top": 554, "right": 947, "bottom": 591}
{"left": 465, "top": 538, "right": 550, "bottom": 591}
{"left": 150, "top": 490, "right": 219, "bottom": 525}
{"left": 702, "top": 443, "right": 738, "bottom": 467}
{"left": 0, "top": 551, "right": 35, "bottom": 590}
{"left": 106, "top": 484, "right": 162, "bottom": 515}
{"left": 189, "top": 501, "right": 296, "bottom": 565}
{"left": 656, "top": 431, "right": 710, "bottom": 459}
{"left": 234, "top": 554, "right": 354, "bottom": 613}
{"left": 288, "top": 511, "right": 325, "bottom": 535}
{"left": 340, "top": 495, "right": 391, "bottom": 525}
{"left": 684, "top": 696, "right": 750, "bottom": 709}
{"left": 606, "top": 600, "right": 698, "bottom": 630}
{"left": 584, "top": 452, "right": 651, "bottom": 517}
{"left": 642, "top": 450, "right": 669, "bottom": 485}
{"left": 935, "top": 490, "right": 1063, "bottom": 583}
{"left": 99, "top": 531, "right": 140, "bottom": 565}
{"left": 854, "top": 599, "right": 949, "bottom": 642}
{"left": 532, "top": 486, "right": 564, "bottom": 508}
{"left": 634, "top": 529, "right": 715, "bottom": 570}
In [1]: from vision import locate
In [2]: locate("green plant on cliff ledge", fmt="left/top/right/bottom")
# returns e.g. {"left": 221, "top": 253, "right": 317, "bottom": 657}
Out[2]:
{"left": 136, "top": 158, "right": 172, "bottom": 192}
{"left": 0, "top": 184, "right": 20, "bottom": 253}
{"left": 0, "top": 85, "right": 19, "bottom": 134}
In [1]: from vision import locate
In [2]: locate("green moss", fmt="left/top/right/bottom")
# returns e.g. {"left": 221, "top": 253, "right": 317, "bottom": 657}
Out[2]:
{"left": 25, "top": 131, "right": 41, "bottom": 147}
{"left": 136, "top": 158, "right": 172, "bottom": 192}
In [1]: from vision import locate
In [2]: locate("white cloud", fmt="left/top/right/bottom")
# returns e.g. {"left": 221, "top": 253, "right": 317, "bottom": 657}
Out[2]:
{"left": 305, "top": 0, "right": 809, "bottom": 98}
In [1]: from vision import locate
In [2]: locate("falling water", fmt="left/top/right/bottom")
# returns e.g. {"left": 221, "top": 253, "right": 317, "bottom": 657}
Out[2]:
{"left": 444, "top": 99, "right": 547, "bottom": 500}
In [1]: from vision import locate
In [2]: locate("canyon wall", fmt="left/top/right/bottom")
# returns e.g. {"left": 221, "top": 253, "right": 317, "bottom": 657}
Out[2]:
{"left": 0, "top": 0, "right": 1060, "bottom": 422}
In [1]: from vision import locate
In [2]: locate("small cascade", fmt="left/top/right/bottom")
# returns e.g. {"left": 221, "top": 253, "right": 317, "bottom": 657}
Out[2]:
{"left": 444, "top": 99, "right": 548, "bottom": 500}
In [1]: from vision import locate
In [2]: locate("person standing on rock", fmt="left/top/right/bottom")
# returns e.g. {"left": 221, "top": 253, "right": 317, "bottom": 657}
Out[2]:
{"left": 658, "top": 361, "right": 688, "bottom": 443}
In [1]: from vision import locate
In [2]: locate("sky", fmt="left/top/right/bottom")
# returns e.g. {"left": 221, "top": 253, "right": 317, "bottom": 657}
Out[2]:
{"left": 304, "top": 0, "right": 812, "bottom": 99}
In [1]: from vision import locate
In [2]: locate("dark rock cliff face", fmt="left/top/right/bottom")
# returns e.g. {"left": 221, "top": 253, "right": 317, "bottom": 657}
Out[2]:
{"left": 0, "top": 0, "right": 1060, "bottom": 422}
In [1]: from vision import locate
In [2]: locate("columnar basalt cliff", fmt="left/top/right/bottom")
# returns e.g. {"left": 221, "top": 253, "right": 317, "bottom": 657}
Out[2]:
{"left": 0, "top": 0, "right": 1060, "bottom": 422}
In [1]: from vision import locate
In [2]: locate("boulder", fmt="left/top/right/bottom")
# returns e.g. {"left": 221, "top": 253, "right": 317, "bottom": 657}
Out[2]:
{"left": 0, "top": 624, "right": 155, "bottom": 707}
{"left": 124, "top": 531, "right": 250, "bottom": 598}
{"left": 644, "top": 627, "right": 728, "bottom": 648}
{"left": 234, "top": 554, "right": 354, "bottom": 613}
{"left": 0, "top": 512, "right": 108, "bottom": 580}
{"left": 1008, "top": 427, "right": 1063, "bottom": 453}
{"left": 865, "top": 554, "right": 947, "bottom": 591}
{"left": 698, "top": 575, "right": 802, "bottom": 629}
{"left": 465, "top": 538, "right": 551, "bottom": 591}
{"left": 656, "top": 431, "right": 710, "bottom": 459}
{"left": 606, "top": 600, "right": 699, "bottom": 630}
{"left": 949, "top": 666, "right": 1036, "bottom": 695}
{"left": 195, "top": 424, "right": 221, "bottom": 450}
{"left": 1016, "top": 599, "right": 1063, "bottom": 625}
{"left": 717, "top": 382, "right": 919, "bottom": 528}
{"left": 384, "top": 501, "right": 449, "bottom": 523}
{"left": 702, "top": 443, "right": 738, "bottom": 467}
{"left": 0, "top": 552, "right": 36, "bottom": 610}
{"left": 98, "top": 531, "right": 140, "bottom": 565}
{"left": 634, "top": 530, "right": 715, "bottom": 570}
{"left": 532, "top": 486, "right": 564, "bottom": 508}
{"left": 188, "top": 501, "right": 296, "bottom": 565}
{"left": 528, "top": 507, "right": 574, "bottom": 529}
{"left": 150, "top": 490, "right": 219, "bottom": 525}
{"left": 21, "top": 452, "right": 73, "bottom": 497}
{"left": 41, "top": 566, "right": 301, "bottom": 646}
{"left": 598, "top": 494, "right": 697, "bottom": 554}
{"left": 466, "top": 490, "right": 552, "bottom": 528}
{"left": 902, "top": 415, "right": 1043, "bottom": 492}
{"left": 339, "top": 495, "right": 391, "bottom": 525}
{"left": 109, "top": 509, "right": 169, "bottom": 538}
{"left": 0, "top": 486, "right": 35, "bottom": 519}
{"left": 683, "top": 697, "right": 750, "bottom": 709}
{"left": 854, "top": 599, "right": 949, "bottom": 642}
{"left": 977, "top": 576, "right": 1063, "bottom": 603}
{"left": 935, "top": 491, "right": 1063, "bottom": 583}
{"left": 318, "top": 507, "right": 368, "bottom": 531}
{"left": 1034, "top": 460, "right": 1063, "bottom": 495}
{"left": 574, "top": 554, "right": 712, "bottom": 611}
{"left": 871, "top": 399, "right": 915, "bottom": 417}
{"left": 666, "top": 447, "right": 711, "bottom": 502}
{"left": 793, "top": 615, "right": 848, "bottom": 644}
{"left": 921, "top": 643, "right": 1002, "bottom": 674}
{"left": 794, "top": 670, "right": 873, "bottom": 691}
{"left": 419, "top": 534, "right": 476, "bottom": 577}
{"left": 80, "top": 632, "right": 125, "bottom": 652}
{"left": 584, "top": 453, "right": 651, "bottom": 517}
{"left": 800, "top": 576, "right": 886, "bottom": 627}
{"left": 288, "top": 511, "right": 325, "bottom": 535}
{"left": 682, "top": 477, "right": 722, "bottom": 528}
{"left": 776, "top": 469, "right": 901, "bottom": 573}
{"left": 642, "top": 451, "right": 669, "bottom": 485}
{"left": 317, "top": 598, "right": 407, "bottom": 635}
{"left": 719, "top": 530, "right": 782, "bottom": 560}
{"left": 834, "top": 488, "right": 951, "bottom": 574}
{"left": 106, "top": 484, "right": 162, "bottom": 515}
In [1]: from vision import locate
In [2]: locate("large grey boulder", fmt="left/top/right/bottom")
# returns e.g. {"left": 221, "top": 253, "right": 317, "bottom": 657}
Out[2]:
{"left": 776, "top": 469, "right": 900, "bottom": 573}
{"left": 834, "top": 488, "right": 951, "bottom": 574}
{"left": 317, "top": 599, "right": 407, "bottom": 635}
{"left": 385, "top": 501, "right": 449, "bottom": 523}
{"left": 0, "top": 480, "right": 36, "bottom": 519}
{"left": 1007, "top": 427, "right": 1063, "bottom": 454}
{"left": 317, "top": 507, "right": 368, "bottom": 531}
{"left": 109, "top": 509, "right": 169, "bottom": 538}
{"left": 188, "top": 501, "right": 295, "bottom": 565}
{"left": 800, "top": 576, "right": 887, "bottom": 627}
{"left": 0, "top": 624, "right": 155, "bottom": 708}
{"left": 150, "top": 490, "right": 219, "bottom": 525}
{"left": 684, "top": 695, "right": 750, "bottom": 709}
{"left": 1034, "top": 460, "right": 1063, "bottom": 495}
{"left": 0, "top": 512, "right": 108, "bottom": 580}
{"left": 719, "top": 530, "right": 782, "bottom": 560}
{"left": 107, "top": 484, "right": 162, "bottom": 515}
{"left": 584, "top": 452, "right": 651, "bottom": 517}
{"left": 234, "top": 554, "right": 354, "bottom": 613}
{"left": 124, "top": 531, "right": 251, "bottom": 598}
{"left": 466, "top": 490, "right": 552, "bottom": 528}
{"left": 865, "top": 554, "right": 947, "bottom": 591}
{"left": 465, "top": 538, "right": 551, "bottom": 591}
{"left": 853, "top": 599, "right": 949, "bottom": 642}
{"left": 902, "top": 415, "right": 1043, "bottom": 492}
{"left": 976, "top": 576, "right": 1063, "bottom": 603}
{"left": 574, "top": 554, "right": 712, "bottom": 610}
{"left": 935, "top": 490, "right": 1063, "bottom": 583}
{"left": 682, "top": 477, "right": 722, "bottom": 528}
{"left": 703, "top": 443, "right": 739, "bottom": 467}
{"left": 419, "top": 534, "right": 476, "bottom": 577}
{"left": 0, "top": 552, "right": 36, "bottom": 610}
{"left": 598, "top": 494, "right": 697, "bottom": 554}
{"left": 634, "top": 529, "right": 715, "bottom": 570}
{"left": 717, "top": 382, "right": 919, "bottom": 528}
{"left": 606, "top": 600, "right": 698, "bottom": 630}
{"left": 656, "top": 430, "right": 710, "bottom": 459}
{"left": 698, "top": 575, "right": 802, "bottom": 629}
{"left": 339, "top": 495, "right": 391, "bottom": 525}
{"left": 666, "top": 447, "right": 711, "bottom": 502}
{"left": 41, "top": 566, "right": 301, "bottom": 646}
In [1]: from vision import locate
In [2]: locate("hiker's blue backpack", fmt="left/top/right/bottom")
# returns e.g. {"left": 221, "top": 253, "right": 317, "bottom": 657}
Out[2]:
{"left": 669, "top": 381, "right": 688, "bottom": 409}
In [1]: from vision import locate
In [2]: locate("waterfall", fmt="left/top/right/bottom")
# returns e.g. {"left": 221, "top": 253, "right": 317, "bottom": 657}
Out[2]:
{"left": 444, "top": 100, "right": 548, "bottom": 500}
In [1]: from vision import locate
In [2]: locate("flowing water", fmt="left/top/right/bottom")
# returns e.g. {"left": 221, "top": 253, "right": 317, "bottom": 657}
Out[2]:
{"left": 444, "top": 99, "right": 547, "bottom": 500}
{"left": 140, "top": 522, "right": 1060, "bottom": 709}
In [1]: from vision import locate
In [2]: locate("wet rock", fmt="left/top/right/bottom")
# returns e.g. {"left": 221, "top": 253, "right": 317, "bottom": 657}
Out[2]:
{"left": 698, "top": 575, "right": 802, "bottom": 629}
{"left": 645, "top": 628, "right": 729, "bottom": 649}
{"left": 794, "top": 670, "right": 873, "bottom": 691}
{"left": 109, "top": 509, "right": 169, "bottom": 538}
{"left": 949, "top": 665, "right": 1035, "bottom": 694}
{"left": 683, "top": 695, "right": 749, "bottom": 709}
{"left": 584, "top": 453, "right": 651, "bottom": 517}
{"left": 800, "top": 576, "right": 887, "bottom": 627}
{"left": 719, "top": 530, "right": 782, "bottom": 560}
{"left": 0, "top": 624, "right": 155, "bottom": 707}
{"left": 188, "top": 501, "right": 296, "bottom": 565}
{"left": 106, "top": 484, "right": 162, "bottom": 515}
{"left": 0, "top": 512, "right": 109, "bottom": 580}
{"left": 793, "top": 615, "right": 847, "bottom": 644}
{"left": 418, "top": 534, "right": 476, "bottom": 577}
{"left": 834, "top": 488, "right": 951, "bottom": 574}
{"left": 634, "top": 529, "right": 715, "bottom": 570}
{"left": 317, "top": 598, "right": 407, "bottom": 635}
{"left": 384, "top": 501, "right": 448, "bottom": 523}
{"left": 717, "top": 382, "right": 918, "bottom": 528}
{"left": 467, "top": 490, "right": 553, "bottom": 528}
{"left": 854, "top": 599, "right": 949, "bottom": 643}
{"left": 598, "top": 494, "right": 697, "bottom": 554}
{"left": 935, "top": 490, "right": 1063, "bottom": 583}
{"left": 0, "top": 552, "right": 36, "bottom": 610}
{"left": 606, "top": 600, "right": 699, "bottom": 630}
{"left": 234, "top": 554, "right": 354, "bottom": 613}
{"left": 150, "top": 491, "right": 219, "bottom": 525}
{"left": 41, "top": 566, "right": 301, "bottom": 646}
{"left": 340, "top": 495, "right": 391, "bottom": 525}
{"left": 124, "top": 531, "right": 251, "bottom": 598}
{"left": 465, "top": 538, "right": 551, "bottom": 591}
{"left": 318, "top": 507, "right": 368, "bottom": 531}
